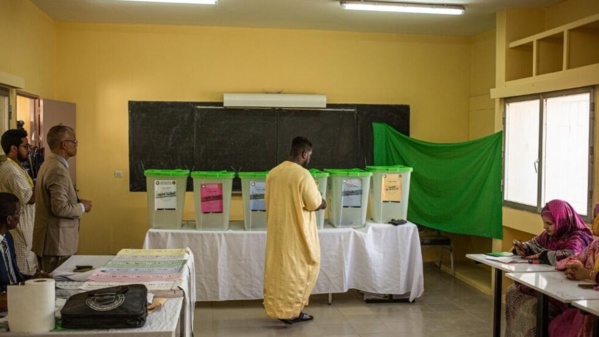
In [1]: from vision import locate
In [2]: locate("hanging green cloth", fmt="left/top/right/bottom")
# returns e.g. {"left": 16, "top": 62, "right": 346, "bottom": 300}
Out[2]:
{"left": 373, "top": 123, "right": 503, "bottom": 239}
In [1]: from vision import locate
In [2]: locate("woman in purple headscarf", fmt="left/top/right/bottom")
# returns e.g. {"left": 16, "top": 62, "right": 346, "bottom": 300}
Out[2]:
{"left": 504, "top": 199, "right": 593, "bottom": 337}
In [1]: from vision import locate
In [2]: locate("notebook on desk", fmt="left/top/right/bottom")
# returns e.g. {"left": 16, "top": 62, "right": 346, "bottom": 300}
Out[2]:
{"left": 485, "top": 252, "right": 514, "bottom": 257}
{"left": 484, "top": 254, "right": 528, "bottom": 264}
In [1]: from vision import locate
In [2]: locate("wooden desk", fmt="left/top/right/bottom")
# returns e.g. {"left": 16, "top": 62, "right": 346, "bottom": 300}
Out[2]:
{"left": 506, "top": 271, "right": 599, "bottom": 337}
{"left": 144, "top": 221, "right": 424, "bottom": 302}
{"left": 466, "top": 254, "right": 555, "bottom": 337}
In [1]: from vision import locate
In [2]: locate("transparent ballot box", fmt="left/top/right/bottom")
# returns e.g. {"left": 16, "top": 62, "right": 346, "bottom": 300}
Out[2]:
{"left": 239, "top": 171, "right": 269, "bottom": 230}
{"left": 366, "top": 165, "right": 413, "bottom": 223}
{"left": 309, "top": 169, "right": 329, "bottom": 229}
{"left": 144, "top": 169, "right": 189, "bottom": 229}
{"left": 324, "top": 168, "right": 372, "bottom": 228}
{"left": 191, "top": 171, "right": 235, "bottom": 230}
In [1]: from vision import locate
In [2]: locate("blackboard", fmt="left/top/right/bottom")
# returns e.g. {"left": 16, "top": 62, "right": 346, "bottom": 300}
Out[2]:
{"left": 277, "top": 109, "right": 358, "bottom": 170}
{"left": 129, "top": 102, "right": 195, "bottom": 191}
{"left": 129, "top": 102, "right": 409, "bottom": 192}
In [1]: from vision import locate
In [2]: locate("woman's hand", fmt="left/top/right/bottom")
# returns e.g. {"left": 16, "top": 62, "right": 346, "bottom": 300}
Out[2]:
{"left": 565, "top": 264, "right": 593, "bottom": 281}
{"left": 512, "top": 240, "right": 526, "bottom": 257}
{"left": 512, "top": 246, "right": 525, "bottom": 257}
{"left": 522, "top": 253, "right": 541, "bottom": 260}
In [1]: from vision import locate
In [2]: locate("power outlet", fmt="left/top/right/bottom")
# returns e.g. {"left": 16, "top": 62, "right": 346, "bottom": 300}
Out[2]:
{"left": 114, "top": 170, "right": 123, "bottom": 178}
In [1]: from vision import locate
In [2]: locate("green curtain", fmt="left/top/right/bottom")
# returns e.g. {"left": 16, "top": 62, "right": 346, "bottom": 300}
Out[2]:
{"left": 373, "top": 123, "right": 503, "bottom": 239}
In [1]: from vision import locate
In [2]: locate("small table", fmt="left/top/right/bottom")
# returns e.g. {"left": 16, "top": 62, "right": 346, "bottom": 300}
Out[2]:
{"left": 466, "top": 254, "right": 556, "bottom": 337}
{"left": 1, "top": 297, "right": 182, "bottom": 337}
{"left": 572, "top": 300, "right": 599, "bottom": 337}
{"left": 506, "top": 271, "right": 599, "bottom": 337}
{"left": 51, "top": 254, "right": 194, "bottom": 337}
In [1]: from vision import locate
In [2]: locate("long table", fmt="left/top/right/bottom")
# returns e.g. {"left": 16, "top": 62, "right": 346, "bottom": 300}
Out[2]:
{"left": 143, "top": 221, "right": 424, "bottom": 302}
{"left": 506, "top": 271, "right": 599, "bottom": 337}
{"left": 466, "top": 254, "right": 556, "bottom": 337}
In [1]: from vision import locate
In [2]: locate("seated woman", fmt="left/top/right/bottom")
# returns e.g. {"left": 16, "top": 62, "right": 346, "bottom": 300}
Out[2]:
{"left": 505, "top": 199, "right": 593, "bottom": 337}
{"left": 548, "top": 208, "right": 599, "bottom": 337}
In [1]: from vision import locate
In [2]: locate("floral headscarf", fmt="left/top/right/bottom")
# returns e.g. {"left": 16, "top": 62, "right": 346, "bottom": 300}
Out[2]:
{"left": 534, "top": 199, "right": 593, "bottom": 252}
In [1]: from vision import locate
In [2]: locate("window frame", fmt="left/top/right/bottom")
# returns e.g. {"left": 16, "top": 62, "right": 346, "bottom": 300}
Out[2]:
{"left": 502, "top": 87, "right": 595, "bottom": 222}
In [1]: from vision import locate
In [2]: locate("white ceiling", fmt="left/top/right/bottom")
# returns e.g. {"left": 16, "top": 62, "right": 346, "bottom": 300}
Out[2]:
{"left": 30, "top": 0, "right": 563, "bottom": 36}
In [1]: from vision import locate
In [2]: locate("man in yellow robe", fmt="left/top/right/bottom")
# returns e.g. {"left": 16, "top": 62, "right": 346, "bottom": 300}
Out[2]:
{"left": 263, "top": 136, "right": 326, "bottom": 324}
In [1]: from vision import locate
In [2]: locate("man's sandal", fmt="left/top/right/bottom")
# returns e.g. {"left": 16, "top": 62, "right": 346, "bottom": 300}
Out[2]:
{"left": 279, "top": 312, "right": 314, "bottom": 325}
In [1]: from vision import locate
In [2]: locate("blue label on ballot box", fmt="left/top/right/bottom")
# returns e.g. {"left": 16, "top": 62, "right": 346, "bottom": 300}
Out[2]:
{"left": 249, "top": 181, "right": 266, "bottom": 211}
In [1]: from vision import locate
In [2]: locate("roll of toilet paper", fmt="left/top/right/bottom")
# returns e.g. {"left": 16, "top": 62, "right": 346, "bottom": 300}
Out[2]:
{"left": 7, "top": 278, "right": 55, "bottom": 332}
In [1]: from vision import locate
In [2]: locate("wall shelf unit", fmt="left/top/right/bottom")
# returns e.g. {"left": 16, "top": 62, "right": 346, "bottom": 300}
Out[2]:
{"left": 493, "top": 13, "right": 599, "bottom": 98}
{"left": 506, "top": 13, "right": 599, "bottom": 80}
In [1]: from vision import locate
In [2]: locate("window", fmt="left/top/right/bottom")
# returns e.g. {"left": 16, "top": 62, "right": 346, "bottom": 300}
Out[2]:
{"left": 503, "top": 87, "right": 594, "bottom": 220}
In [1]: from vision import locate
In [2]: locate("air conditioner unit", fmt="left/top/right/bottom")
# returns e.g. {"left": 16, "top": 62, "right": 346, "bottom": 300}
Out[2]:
{"left": 223, "top": 93, "right": 326, "bottom": 108}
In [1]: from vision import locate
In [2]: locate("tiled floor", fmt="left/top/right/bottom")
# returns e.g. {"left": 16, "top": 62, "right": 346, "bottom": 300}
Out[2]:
{"left": 193, "top": 263, "right": 496, "bottom": 337}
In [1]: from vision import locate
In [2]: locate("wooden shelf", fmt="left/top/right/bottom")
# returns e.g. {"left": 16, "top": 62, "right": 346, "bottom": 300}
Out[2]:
{"left": 504, "top": 13, "right": 599, "bottom": 82}
{"left": 537, "top": 33, "right": 564, "bottom": 75}
{"left": 509, "top": 13, "right": 599, "bottom": 48}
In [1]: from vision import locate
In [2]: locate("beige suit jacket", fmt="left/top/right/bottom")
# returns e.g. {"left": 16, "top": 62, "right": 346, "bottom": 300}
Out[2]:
{"left": 33, "top": 153, "right": 82, "bottom": 256}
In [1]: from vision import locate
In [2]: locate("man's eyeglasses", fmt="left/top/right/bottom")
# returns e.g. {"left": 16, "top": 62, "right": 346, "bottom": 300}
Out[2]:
{"left": 62, "top": 139, "right": 78, "bottom": 145}
{"left": 19, "top": 144, "right": 32, "bottom": 150}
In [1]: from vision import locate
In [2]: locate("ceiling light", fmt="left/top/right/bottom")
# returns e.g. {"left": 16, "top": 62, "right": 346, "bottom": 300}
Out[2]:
{"left": 340, "top": 1, "right": 465, "bottom": 15}
{"left": 120, "top": 0, "right": 217, "bottom": 4}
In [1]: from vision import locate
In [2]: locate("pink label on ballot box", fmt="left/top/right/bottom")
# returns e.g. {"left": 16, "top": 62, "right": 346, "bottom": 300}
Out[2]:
{"left": 200, "top": 183, "right": 223, "bottom": 213}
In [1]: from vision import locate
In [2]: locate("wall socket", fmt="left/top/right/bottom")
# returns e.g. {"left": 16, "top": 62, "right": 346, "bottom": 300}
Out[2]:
{"left": 114, "top": 170, "right": 123, "bottom": 178}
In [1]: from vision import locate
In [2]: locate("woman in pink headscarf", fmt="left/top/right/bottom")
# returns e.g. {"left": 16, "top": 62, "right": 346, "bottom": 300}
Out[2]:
{"left": 548, "top": 208, "right": 599, "bottom": 337}
{"left": 505, "top": 199, "right": 593, "bottom": 337}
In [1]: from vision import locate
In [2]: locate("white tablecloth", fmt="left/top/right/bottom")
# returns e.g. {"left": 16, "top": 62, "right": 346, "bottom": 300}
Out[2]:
{"left": 2, "top": 292, "right": 182, "bottom": 337}
{"left": 143, "top": 221, "right": 424, "bottom": 302}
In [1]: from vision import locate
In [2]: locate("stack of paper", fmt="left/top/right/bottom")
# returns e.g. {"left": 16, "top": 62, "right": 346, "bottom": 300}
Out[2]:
{"left": 484, "top": 255, "right": 528, "bottom": 264}
{"left": 81, "top": 249, "right": 187, "bottom": 291}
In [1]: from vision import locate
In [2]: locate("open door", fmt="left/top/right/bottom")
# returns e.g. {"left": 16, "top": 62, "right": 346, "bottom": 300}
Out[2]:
{"left": 0, "top": 86, "right": 9, "bottom": 134}
{"left": 39, "top": 99, "right": 77, "bottom": 188}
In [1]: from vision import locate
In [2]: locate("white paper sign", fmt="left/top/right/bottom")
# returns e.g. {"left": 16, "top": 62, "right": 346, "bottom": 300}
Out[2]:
{"left": 249, "top": 181, "right": 266, "bottom": 211}
{"left": 155, "top": 180, "right": 177, "bottom": 210}
{"left": 342, "top": 178, "right": 362, "bottom": 208}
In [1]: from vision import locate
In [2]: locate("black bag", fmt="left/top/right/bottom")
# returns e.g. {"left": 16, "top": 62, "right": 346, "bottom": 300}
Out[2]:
{"left": 60, "top": 284, "right": 148, "bottom": 329}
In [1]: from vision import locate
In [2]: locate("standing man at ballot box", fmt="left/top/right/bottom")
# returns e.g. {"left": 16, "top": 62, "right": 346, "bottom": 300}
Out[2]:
{"left": 263, "top": 136, "right": 327, "bottom": 324}
{"left": 33, "top": 125, "right": 92, "bottom": 272}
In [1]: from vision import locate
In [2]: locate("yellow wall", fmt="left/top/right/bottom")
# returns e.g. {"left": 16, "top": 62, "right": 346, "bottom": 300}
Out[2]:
{"left": 50, "top": 23, "right": 475, "bottom": 254}
{"left": 441, "top": 29, "right": 497, "bottom": 264}
{"left": 496, "top": 1, "right": 599, "bottom": 239}
{"left": 0, "top": 0, "right": 56, "bottom": 99}
{"left": 12, "top": 0, "right": 591, "bottom": 258}
{"left": 468, "top": 30, "right": 496, "bottom": 140}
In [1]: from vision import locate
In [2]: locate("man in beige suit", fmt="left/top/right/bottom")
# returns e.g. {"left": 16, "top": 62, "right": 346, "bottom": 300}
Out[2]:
{"left": 33, "top": 125, "right": 92, "bottom": 272}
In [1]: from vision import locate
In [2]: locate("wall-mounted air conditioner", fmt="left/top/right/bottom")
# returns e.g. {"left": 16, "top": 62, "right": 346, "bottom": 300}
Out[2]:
{"left": 223, "top": 93, "right": 326, "bottom": 108}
